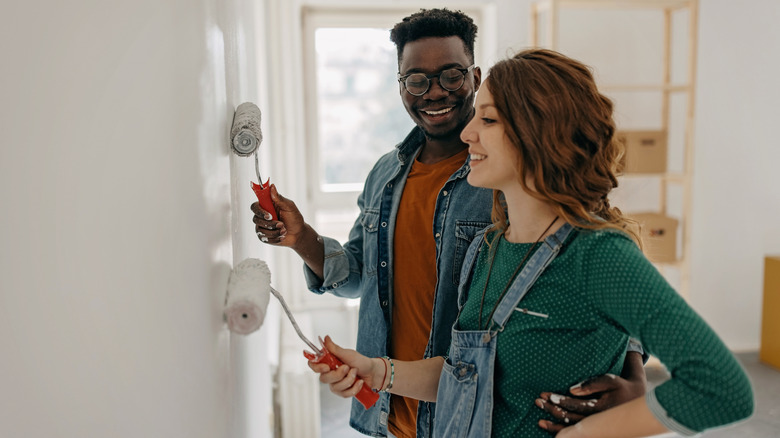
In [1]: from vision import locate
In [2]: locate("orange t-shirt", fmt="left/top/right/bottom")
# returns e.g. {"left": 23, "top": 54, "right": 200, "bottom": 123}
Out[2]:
{"left": 388, "top": 149, "right": 468, "bottom": 438}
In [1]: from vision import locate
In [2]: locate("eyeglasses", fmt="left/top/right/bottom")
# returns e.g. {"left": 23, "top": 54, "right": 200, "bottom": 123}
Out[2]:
{"left": 397, "top": 65, "right": 476, "bottom": 96}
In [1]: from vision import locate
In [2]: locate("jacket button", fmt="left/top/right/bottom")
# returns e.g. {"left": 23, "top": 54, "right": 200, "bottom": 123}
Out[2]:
{"left": 382, "top": 300, "right": 388, "bottom": 307}
{"left": 442, "top": 190, "right": 448, "bottom": 196}
{"left": 381, "top": 222, "right": 387, "bottom": 227}
{"left": 380, "top": 261, "right": 387, "bottom": 267}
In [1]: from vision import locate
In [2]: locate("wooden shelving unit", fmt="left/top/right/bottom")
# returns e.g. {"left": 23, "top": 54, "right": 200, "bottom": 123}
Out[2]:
{"left": 530, "top": 0, "right": 699, "bottom": 299}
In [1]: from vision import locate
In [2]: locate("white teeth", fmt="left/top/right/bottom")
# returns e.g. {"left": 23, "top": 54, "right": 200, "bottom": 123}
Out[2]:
{"left": 424, "top": 107, "right": 452, "bottom": 115}
{"left": 470, "top": 154, "right": 487, "bottom": 161}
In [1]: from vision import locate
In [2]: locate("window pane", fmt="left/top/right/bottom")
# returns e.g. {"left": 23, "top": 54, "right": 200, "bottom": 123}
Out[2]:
{"left": 314, "top": 28, "right": 414, "bottom": 189}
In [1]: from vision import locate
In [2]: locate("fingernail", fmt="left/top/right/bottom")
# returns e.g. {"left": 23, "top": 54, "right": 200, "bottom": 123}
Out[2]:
{"left": 279, "top": 235, "right": 286, "bottom": 241}
{"left": 265, "top": 213, "right": 272, "bottom": 220}
{"left": 318, "top": 336, "right": 326, "bottom": 347}
{"left": 570, "top": 381, "right": 584, "bottom": 390}
{"left": 261, "top": 237, "right": 268, "bottom": 242}
{"left": 535, "top": 399, "right": 545, "bottom": 408}
{"left": 256, "top": 231, "right": 265, "bottom": 237}
{"left": 538, "top": 420, "right": 548, "bottom": 430}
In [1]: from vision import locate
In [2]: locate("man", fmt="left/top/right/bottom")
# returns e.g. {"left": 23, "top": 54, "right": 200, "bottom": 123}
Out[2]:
{"left": 252, "top": 8, "right": 645, "bottom": 438}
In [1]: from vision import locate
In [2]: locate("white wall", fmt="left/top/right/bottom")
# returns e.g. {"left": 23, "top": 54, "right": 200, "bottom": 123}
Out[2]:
{"left": 0, "top": 0, "right": 274, "bottom": 437}
{"left": 689, "top": 0, "right": 780, "bottom": 351}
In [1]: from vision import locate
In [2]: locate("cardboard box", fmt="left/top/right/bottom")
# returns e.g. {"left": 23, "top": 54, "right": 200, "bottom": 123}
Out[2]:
{"left": 631, "top": 212, "right": 678, "bottom": 263}
{"left": 617, "top": 130, "right": 668, "bottom": 174}
{"left": 760, "top": 256, "right": 780, "bottom": 371}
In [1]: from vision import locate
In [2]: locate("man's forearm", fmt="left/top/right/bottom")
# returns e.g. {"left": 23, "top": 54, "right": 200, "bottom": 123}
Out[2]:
{"left": 292, "top": 224, "right": 326, "bottom": 280}
{"left": 621, "top": 351, "right": 647, "bottom": 387}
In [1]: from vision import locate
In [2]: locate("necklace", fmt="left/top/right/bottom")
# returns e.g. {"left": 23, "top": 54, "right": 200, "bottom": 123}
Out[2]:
{"left": 478, "top": 216, "right": 559, "bottom": 330}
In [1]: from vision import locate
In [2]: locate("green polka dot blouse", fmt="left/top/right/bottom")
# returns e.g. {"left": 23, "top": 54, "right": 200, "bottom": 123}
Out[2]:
{"left": 457, "top": 228, "right": 754, "bottom": 437}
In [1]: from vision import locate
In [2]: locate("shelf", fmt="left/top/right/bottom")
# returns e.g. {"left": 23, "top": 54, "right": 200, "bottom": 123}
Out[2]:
{"left": 531, "top": 0, "right": 698, "bottom": 298}
{"left": 620, "top": 173, "right": 686, "bottom": 183}
{"left": 533, "top": 0, "right": 691, "bottom": 11}
{"left": 600, "top": 84, "right": 690, "bottom": 93}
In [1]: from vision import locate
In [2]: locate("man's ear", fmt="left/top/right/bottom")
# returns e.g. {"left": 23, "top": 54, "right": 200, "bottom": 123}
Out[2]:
{"left": 473, "top": 66, "right": 482, "bottom": 91}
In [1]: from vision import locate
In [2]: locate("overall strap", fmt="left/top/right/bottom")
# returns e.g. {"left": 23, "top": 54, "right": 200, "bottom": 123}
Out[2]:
{"left": 456, "top": 226, "right": 490, "bottom": 310}
{"left": 491, "top": 223, "right": 574, "bottom": 330}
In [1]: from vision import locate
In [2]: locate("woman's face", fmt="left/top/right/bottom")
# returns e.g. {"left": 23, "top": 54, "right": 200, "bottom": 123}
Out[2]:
{"left": 461, "top": 82, "right": 521, "bottom": 192}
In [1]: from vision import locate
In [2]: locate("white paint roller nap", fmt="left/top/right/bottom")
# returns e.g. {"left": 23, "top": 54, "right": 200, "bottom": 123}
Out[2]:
{"left": 224, "top": 258, "right": 271, "bottom": 335}
{"left": 224, "top": 258, "right": 319, "bottom": 351}
{"left": 230, "top": 102, "right": 263, "bottom": 157}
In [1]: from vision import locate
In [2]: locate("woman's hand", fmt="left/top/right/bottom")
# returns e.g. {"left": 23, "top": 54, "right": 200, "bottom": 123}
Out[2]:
{"left": 306, "top": 336, "right": 386, "bottom": 398}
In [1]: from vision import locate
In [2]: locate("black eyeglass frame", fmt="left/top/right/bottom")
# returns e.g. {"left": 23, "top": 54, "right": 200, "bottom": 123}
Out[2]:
{"left": 397, "top": 65, "right": 476, "bottom": 96}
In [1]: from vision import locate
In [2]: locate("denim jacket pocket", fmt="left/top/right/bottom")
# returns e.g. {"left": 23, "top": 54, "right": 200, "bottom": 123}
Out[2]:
{"left": 434, "top": 359, "right": 478, "bottom": 438}
{"left": 453, "top": 221, "right": 491, "bottom": 285}
{"left": 360, "top": 208, "right": 380, "bottom": 234}
{"left": 359, "top": 209, "right": 380, "bottom": 277}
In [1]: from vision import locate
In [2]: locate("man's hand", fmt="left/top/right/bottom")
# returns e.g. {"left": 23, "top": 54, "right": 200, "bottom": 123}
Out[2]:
{"left": 536, "top": 352, "right": 646, "bottom": 434}
{"left": 251, "top": 184, "right": 326, "bottom": 278}
{"left": 251, "top": 184, "right": 305, "bottom": 247}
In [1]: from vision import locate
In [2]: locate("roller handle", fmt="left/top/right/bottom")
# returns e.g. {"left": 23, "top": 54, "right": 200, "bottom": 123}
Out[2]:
{"left": 303, "top": 349, "right": 380, "bottom": 409}
{"left": 251, "top": 179, "right": 278, "bottom": 221}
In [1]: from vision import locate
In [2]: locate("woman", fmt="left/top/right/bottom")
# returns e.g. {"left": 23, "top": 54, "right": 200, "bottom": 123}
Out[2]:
{"left": 309, "top": 49, "right": 753, "bottom": 437}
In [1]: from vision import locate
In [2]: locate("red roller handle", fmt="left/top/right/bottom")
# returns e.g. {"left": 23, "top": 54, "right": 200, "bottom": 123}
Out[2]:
{"left": 251, "top": 179, "right": 278, "bottom": 221}
{"left": 303, "top": 349, "right": 380, "bottom": 409}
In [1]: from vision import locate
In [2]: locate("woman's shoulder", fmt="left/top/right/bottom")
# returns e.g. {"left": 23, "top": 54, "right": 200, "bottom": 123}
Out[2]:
{"left": 569, "top": 227, "right": 642, "bottom": 259}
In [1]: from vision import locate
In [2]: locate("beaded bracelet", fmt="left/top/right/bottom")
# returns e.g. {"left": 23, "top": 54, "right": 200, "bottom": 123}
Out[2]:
{"left": 377, "top": 356, "right": 388, "bottom": 392}
{"left": 380, "top": 356, "right": 395, "bottom": 392}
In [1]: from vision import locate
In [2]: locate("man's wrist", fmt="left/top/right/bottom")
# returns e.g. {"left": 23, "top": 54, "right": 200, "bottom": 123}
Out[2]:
{"left": 292, "top": 224, "right": 322, "bottom": 254}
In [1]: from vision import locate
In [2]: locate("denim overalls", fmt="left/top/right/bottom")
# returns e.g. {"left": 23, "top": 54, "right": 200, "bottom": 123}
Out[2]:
{"left": 433, "top": 223, "right": 574, "bottom": 438}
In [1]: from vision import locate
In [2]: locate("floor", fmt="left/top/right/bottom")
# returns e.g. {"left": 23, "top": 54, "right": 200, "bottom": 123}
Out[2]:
{"left": 320, "top": 352, "right": 780, "bottom": 437}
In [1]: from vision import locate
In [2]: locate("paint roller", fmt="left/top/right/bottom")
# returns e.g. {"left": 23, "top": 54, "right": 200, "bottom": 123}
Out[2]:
{"left": 230, "top": 102, "right": 278, "bottom": 220}
{"left": 224, "top": 258, "right": 380, "bottom": 409}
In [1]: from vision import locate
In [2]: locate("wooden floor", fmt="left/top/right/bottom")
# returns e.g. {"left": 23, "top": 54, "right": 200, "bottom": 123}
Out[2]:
{"left": 320, "top": 352, "right": 780, "bottom": 437}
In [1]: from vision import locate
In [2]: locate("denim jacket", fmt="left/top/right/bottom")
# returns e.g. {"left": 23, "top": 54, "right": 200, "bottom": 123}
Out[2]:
{"left": 303, "top": 127, "right": 493, "bottom": 437}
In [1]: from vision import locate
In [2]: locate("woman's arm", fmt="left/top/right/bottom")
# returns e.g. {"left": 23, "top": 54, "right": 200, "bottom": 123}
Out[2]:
{"left": 557, "top": 396, "right": 668, "bottom": 438}
{"left": 308, "top": 336, "right": 445, "bottom": 402}
{"left": 582, "top": 234, "right": 754, "bottom": 435}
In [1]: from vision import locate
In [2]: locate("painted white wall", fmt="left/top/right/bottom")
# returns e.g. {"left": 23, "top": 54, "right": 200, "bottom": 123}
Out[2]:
{"left": 689, "top": 0, "right": 780, "bottom": 351}
{"left": 0, "top": 0, "right": 274, "bottom": 437}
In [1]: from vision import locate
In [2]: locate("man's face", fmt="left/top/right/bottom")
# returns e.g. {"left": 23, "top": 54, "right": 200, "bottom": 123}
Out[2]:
{"left": 398, "top": 36, "right": 481, "bottom": 140}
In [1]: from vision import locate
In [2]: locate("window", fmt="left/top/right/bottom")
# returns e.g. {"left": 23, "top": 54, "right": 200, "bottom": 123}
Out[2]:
{"left": 303, "top": 10, "right": 417, "bottom": 242}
